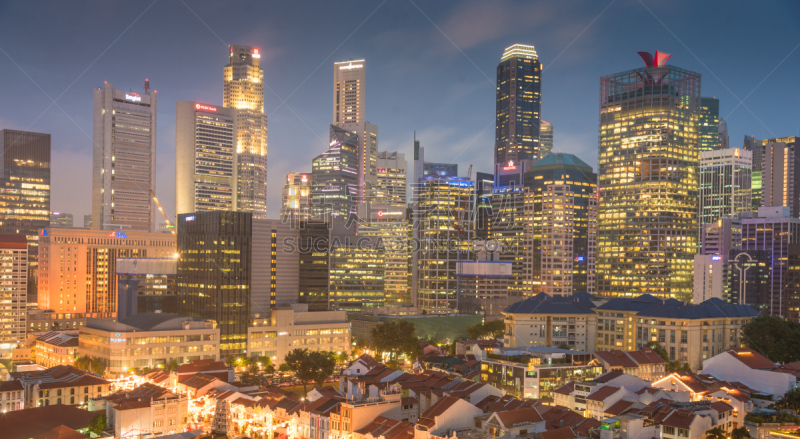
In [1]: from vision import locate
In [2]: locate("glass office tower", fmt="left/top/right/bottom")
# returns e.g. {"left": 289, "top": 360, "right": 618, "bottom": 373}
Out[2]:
{"left": 698, "top": 97, "right": 720, "bottom": 152}
{"left": 495, "top": 44, "right": 542, "bottom": 167}
{"left": 596, "top": 52, "right": 701, "bottom": 302}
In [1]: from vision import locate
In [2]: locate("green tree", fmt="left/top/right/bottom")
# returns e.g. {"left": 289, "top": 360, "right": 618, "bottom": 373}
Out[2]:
{"left": 369, "top": 320, "right": 420, "bottom": 362}
{"left": 279, "top": 363, "right": 292, "bottom": 372}
{"left": 731, "top": 427, "right": 752, "bottom": 439}
{"left": 88, "top": 413, "right": 107, "bottom": 436}
{"left": 257, "top": 356, "right": 272, "bottom": 369}
{"left": 308, "top": 351, "right": 337, "bottom": 388}
{"left": 336, "top": 352, "right": 349, "bottom": 365}
{"left": 741, "top": 315, "right": 800, "bottom": 364}
{"left": 266, "top": 365, "right": 276, "bottom": 374}
{"left": 648, "top": 342, "right": 691, "bottom": 373}
{"left": 225, "top": 355, "right": 237, "bottom": 368}
{"left": 466, "top": 320, "right": 505, "bottom": 340}
{"left": 75, "top": 355, "right": 105, "bottom": 376}
{"left": 706, "top": 427, "right": 727, "bottom": 439}
{"left": 774, "top": 388, "right": 800, "bottom": 411}
{"left": 167, "top": 359, "right": 180, "bottom": 372}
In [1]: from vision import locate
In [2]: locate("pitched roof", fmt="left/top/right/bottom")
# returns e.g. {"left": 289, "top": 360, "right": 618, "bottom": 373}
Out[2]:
{"left": 180, "top": 373, "right": 220, "bottom": 390}
{"left": 175, "top": 359, "right": 228, "bottom": 374}
{"left": 0, "top": 380, "right": 23, "bottom": 391}
{"left": 709, "top": 402, "right": 733, "bottom": 413}
{"left": 637, "top": 298, "right": 760, "bottom": 319}
{"left": 36, "top": 332, "right": 79, "bottom": 348}
{"left": 597, "top": 295, "right": 681, "bottom": 311}
{"left": 116, "top": 313, "right": 206, "bottom": 331}
{"left": 504, "top": 295, "right": 596, "bottom": 315}
{"left": 554, "top": 381, "right": 576, "bottom": 396}
{"left": 586, "top": 386, "right": 621, "bottom": 402}
{"left": 594, "top": 370, "right": 624, "bottom": 383}
{"left": 311, "top": 386, "right": 341, "bottom": 398}
{"left": 495, "top": 406, "right": 544, "bottom": 428}
{"left": 34, "top": 425, "right": 89, "bottom": 439}
{"left": 627, "top": 347, "right": 666, "bottom": 365}
{"left": 0, "top": 405, "right": 97, "bottom": 439}
{"left": 539, "top": 427, "right": 577, "bottom": 439}
{"left": 573, "top": 418, "right": 602, "bottom": 436}
{"left": 660, "top": 410, "right": 697, "bottom": 429}
{"left": 726, "top": 348, "right": 776, "bottom": 369}
{"left": 594, "top": 351, "right": 638, "bottom": 368}
{"left": 539, "top": 406, "right": 585, "bottom": 430}
{"left": 605, "top": 399, "right": 638, "bottom": 416}
{"left": 530, "top": 153, "right": 592, "bottom": 171}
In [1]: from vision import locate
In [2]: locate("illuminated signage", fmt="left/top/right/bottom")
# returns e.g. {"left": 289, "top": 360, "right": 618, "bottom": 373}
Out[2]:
{"left": 125, "top": 93, "right": 141, "bottom": 102}
{"left": 40, "top": 229, "right": 48, "bottom": 236}
{"left": 712, "top": 255, "right": 721, "bottom": 261}
{"left": 575, "top": 256, "right": 585, "bottom": 262}
{"left": 253, "top": 48, "right": 261, "bottom": 58}
{"left": 195, "top": 103, "right": 217, "bottom": 112}
{"left": 108, "top": 231, "right": 128, "bottom": 239}
{"left": 110, "top": 338, "right": 125, "bottom": 343}
{"left": 377, "top": 211, "right": 403, "bottom": 217}
{"left": 502, "top": 160, "right": 517, "bottom": 171}
{"left": 377, "top": 168, "right": 387, "bottom": 173}
{"left": 185, "top": 215, "right": 196, "bottom": 222}
{"left": 339, "top": 63, "right": 363, "bottom": 70}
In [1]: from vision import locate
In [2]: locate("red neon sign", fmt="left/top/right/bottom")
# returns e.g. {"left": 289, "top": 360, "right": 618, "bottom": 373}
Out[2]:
{"left": 502, "top": 160, "right": 517, "bottom": 171}
{"left": 195, "top": 103, "right": 217, "bottom": 112}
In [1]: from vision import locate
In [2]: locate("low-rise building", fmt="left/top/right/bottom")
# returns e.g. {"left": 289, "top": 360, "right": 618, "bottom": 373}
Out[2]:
{"left": 248, "top": 305, "right": 350, "bottom": 366}
{"left": 79, "top": 313, "right": 220, "bottom": 377}
{"left": 593, "top": 347, "right": 667, "bottom": 381}
{"left": 25, "top": 308, "right": 87, "bottom": 333}
{"left": 16, "top": 364, "right": 110, "bottom": 407}
{"left": 104, "top": 383, "right": 189, "bottom": 438}
{"left": 414, "top": 396, "right": 481, "bottom": 439}
{"left": 702, "top": 348, "right": 794, "bottom": 398}
{"left": 0, "top": 403, "right": 98, "bottom": 439}
{"left": 32, "top": 331, "right": 79, "bottom": 368}
{"left": 503, "top": 293, "right": 597, "bottom": 351}
{"left": 0, "top": 380, "right": 24, "bottom": 411}
{"left": 479, "top": 346, "right": 603, "bottom": 400}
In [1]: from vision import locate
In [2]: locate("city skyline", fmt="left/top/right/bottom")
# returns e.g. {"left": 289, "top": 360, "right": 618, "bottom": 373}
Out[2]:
{"left": 1, "top": 1, "right": 798, "bottom": 223}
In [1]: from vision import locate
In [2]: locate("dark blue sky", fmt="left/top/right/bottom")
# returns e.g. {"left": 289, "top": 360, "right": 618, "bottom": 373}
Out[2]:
{"left": 1, "top": 0, "right": 798, "bottom": 224}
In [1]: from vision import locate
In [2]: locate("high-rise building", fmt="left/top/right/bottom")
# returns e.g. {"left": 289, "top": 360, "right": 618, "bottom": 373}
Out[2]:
{"left": 761, "top": 137, "right": 800, "bottom": 218}
{"left": 49, "top": 212, "right": 73, "bottom": 228}
{"left": 224, "top": 45, "right": 268, "bottom": 218}
{"left": 475, "top": 172, "right": 494, "bottom": 240}
{"left": 175, "top": 101, "right": 237, "bottom": 215}
{"left": 596, "top": 51, "right": 701, "bottom": 302}
{"left": 116, "top": 257, "right": 177, "bottom": 320}
{"left": 693, "top": 254, "right": 724, "bottom": 304}
{"left": 298, "top": 220, "right": 332, "bottom": 311}
{"left": 311, "top": 125, "right": 359, "bottom": 222}
{"left": 38, "top": 228, "right": 176, "bottom": 317}
{"left": 357, "top": 204, "right": 410, "bottom": 305}
{"left": 333, "top": 59, "right": 377, "bottom": 203}
{"left": 489, "top": 185, "right": 527, "bottom": 300}
{"left": 701, "top": 216, "right": 745, "bottom": 258}
{"left": 718, "top": 118, "right": 729, "bottom": 150}
{"left": 329, "top": 238, "right": 385, "bottom": 313}
{"left": 699, "top": 97, "right": 721, "bottom": 152}
{"left": 0, "top": 235, "right": 28, "bottom": 358}
{"left": 92, "top": 81, "right": 157, "bottom": 232}
{"left": 281, "top": 172, "right": 312, "bottom": 224}
{"left": 741, "top": 206, "right": 800, "bottom": 321}
{"left": 524, "top": 153, "right": 597, "bottom": 296}
{"left": 494, "top": 44, "right": 542, "bottom": 172}
{"left": 176, "top": 212, "right": 300, "bottom": 354}
{"left": 83, "top": 214, "right": 92, "bottom": 229}
{"left": 728, "top": 249, "right": 772, "bottom": 312}
{"left": 743, "top": 135, "right": 763, "bottom": 211}
{"left": 0, "top": 129, "right": 51, "bottom": 302}
{"left": 415, "top": 176, "right": 474, "bottom": 313}
{"left": 539, "top": 121, "right": 553, "bottom": 158}
{"left": 375, "top": 151, "right": 407, "bottom": 207}
{"left": 699, "top": 148, "right": 752, "bottom": 227}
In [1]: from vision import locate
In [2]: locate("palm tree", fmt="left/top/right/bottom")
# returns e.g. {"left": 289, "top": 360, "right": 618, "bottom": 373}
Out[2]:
{"left": 706, "top": 427, "right": 727, "bottom": 439}
{"left": 224, "top": 355, "right": 237, "bottom": 368}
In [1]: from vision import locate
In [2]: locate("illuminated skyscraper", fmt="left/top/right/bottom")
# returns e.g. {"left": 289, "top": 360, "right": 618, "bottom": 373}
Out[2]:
{"left": 761, "top": 137, "right": 800, "bottom": 218}
{"left": 224, "top": 45, "right": 268, "bottom": 218}
{"left": 415, "top": 176, "right": 474, "bottom": 313}
{"left": 281, "top": 172, "right": 312, "bottom": 223}
{"left": 743, "top": 135, "right": 763, "bottom": 210}
{"left": 494, "top": 44, "right": 542, "bottom": 174}
{"left": 0, "top": 235, "right": 28, "bottom": 358}
{"left": 539, "top": 120, "right": 553, "bottom": 157}
{"left": 375, "top": 151, "right": 407, "bottom": 207}
{"left": 718, "top": 118, "right": 729, "bottom": 150}
{"left": 0, "top": 130, "right": 50, "bottom": 303}
{"left": 333, "top": 59, "right": 377, "bottom": 202}
{"left": 698, "top": 97, "right": 721, "bottom": 152}
{"left": 524, "top": 153, "right": 597, "bottom": 296}
{"left": 92, "top": 81, "right": 156, "bottom": 232}
{"left": 699, "top": 148, "right": 752, "bottom": 227}
{"left": 596, "top": 51, "right": 701, "bottom": 302}
{"left": 311, "top": 125, "right": 359, "bottom": 221}
{"left": 357, "top": 204, "right": 410, "bottom": 305}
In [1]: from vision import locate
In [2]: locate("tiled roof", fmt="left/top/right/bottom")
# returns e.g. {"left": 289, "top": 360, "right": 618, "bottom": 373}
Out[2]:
{"left": 539, "top": 427, "right": 577, "bottom": 439}
{"left": 594, "top": 370, "right": 624, "bottom": 383}
{"left": 36, "top": 332, "right": 79, "bottom": 348}
{"left": 0, "top": 380, "right": 23, "bottom": 391}
{"left": 660, "top": 410, "right": 697, "bottom": 429}
{"left": 504, "top": 295, "right": 595, "bottom": 314}
{"left": 0, "top": 404, "right": 97, "bottom": 439}
{"left": 605, "top": 399, "right": 638, "bottom": 416}
{"left": 586, "top": 386, "right": 621, "bottom": 402}
{"left": 627, "top": 347, "right": 666, "bottom": 365}
{"left": 554, "top": 381, "right": 576, "bottom": 396}
{"left": 539, "top": 405, "right": 585, "bottom": 430}
{"left": 180, "top": 373, "right": 219, "bottom": 390}
{"left": 594, "top": 351, "right": 638, "bottom": 368}
{"left": 726, "top": 348, "right": 776, "bottom": 369}
{"left": 667, "top": 372, "right": 709, "bottom": 394}
{"left": 312, "top": 386, "right": 341, "bottom": 398}
{"left": 597, "top": 294, "right": 681, "bottom": 311}
{"left": 175, "top": 359, "right": 228, "bottom": 374}
{"left": 495, "top": 406, "right": 544, "bottom": 428}
{"left": 573, "top": 418, "right": 602, "bottom": 435}
{"left": 709, "top": 402, "right": 733, "bottom": 413}
{"left": 419, "top": 396, "right": 461, "bottom": 427}
{"left": 637, "top": 298, "right": 760, "bottom": 319}
{"left": 35, "top": 425, "right": 89, "bottom": 439}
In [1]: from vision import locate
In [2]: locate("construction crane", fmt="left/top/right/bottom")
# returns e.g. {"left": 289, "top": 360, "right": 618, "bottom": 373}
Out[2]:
{"left": 149, "top": 189, "right": 176, "bottom": 236}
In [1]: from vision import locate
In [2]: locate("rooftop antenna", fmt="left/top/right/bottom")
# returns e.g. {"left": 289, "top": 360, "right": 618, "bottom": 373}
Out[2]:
{"left": 144, "top": 78, "right": 150, "bottom": 95}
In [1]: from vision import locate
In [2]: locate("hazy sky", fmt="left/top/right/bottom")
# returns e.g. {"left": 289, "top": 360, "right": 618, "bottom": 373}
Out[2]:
{"left": 1, "top": 0, "right": 798, "bottom": 225}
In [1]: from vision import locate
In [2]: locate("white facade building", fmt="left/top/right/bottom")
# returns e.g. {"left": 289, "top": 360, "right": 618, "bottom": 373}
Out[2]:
{"left": 693, "top": 254, "right": 725, "bottom": 304}
{"left": 92, "top": 81, "right": 157, "bottom": 232}
{"left": 0, "top": 235, "right": 27, "bottom": 358}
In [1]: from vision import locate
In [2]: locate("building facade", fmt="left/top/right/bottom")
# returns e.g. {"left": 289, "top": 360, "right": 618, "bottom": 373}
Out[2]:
{"left": 224, "top": 45, "right": 268, "bottom": 218}
{"left": 524, "top": 153, "right": 597, "bottom": 296}
{"left": 50, "top": 212, "right": 73, "bottom": 228}
{"left": 415, "top": 176, "right": 474, "bottom": 313}
{"left": 0, "top": 235, "right": 28, "bottom": 358}
{"left": 175, "top": 101, "right": 237, "bottom": 215}
{"left": 743, "top": 135, "right": 764, "bottom": 211}
{"left": 312, "top": 125, "right": 359, "bottom": 222}
{"left": 761, "top": 137, "right": 800, "bottom": 218}
{"left": 92, "top": 81, "right": 156, "bottom": 232}
{"left": 328, "top": 238, "right": 384, "bottom": 313}
{"left": 38, "top": 228, "right": 175, "bottom": 317}
{"left": 0, "top": 129, "right": 50, "bottom": 302}
{"left": 494, "top": 44, "right": 542, "bottom": 168}
{"left": 356, "top": 204, "right": 410, "bottom": 305}
{"left": 375, "top": 151, "right": 407, "bottom": 208}
{"left": 282, "top": 172, "right": 312, "bottom": 224}
{"left": 79, "top": 313, "right": 219, "bottom": 376}
{"left": 116, "top": 257, "right": 177, "bottom": 320}
{"left": 597, "top": 52, "right": 701, "bottom": 302}
{"left": 699, "top": 148, "right": 752, "bottom": 227}
{"left": 699, "top": 97, "right": 721, "bottom": 152}
{"left": 539, "top": 121, "right": 553, "bottom": 158}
